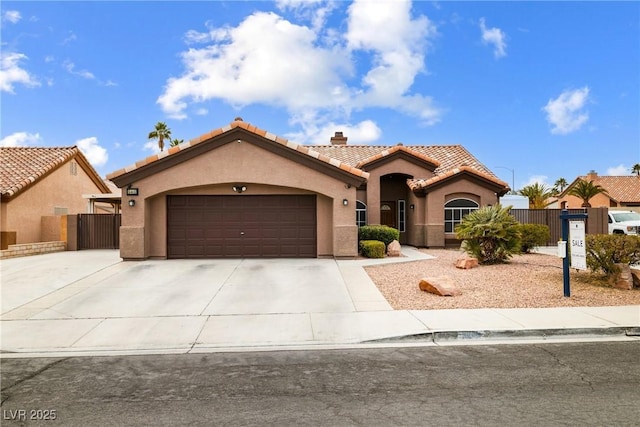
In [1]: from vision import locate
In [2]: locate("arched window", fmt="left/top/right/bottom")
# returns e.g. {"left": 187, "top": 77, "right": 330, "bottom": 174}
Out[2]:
{"left": 356, "top": 201, "right": 367, "bottom": 227}
{"left": 444, "top": 198, "right": 479, "bottom": 233}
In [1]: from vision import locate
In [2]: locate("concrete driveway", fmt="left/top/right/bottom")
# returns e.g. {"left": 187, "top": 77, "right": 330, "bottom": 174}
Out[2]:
{"left": 1, "top": 251, "right": 356, "bottom": 319}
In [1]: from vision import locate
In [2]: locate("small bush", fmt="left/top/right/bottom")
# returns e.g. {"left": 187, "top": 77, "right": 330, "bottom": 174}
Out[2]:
{"left": 585, "top": 234, "right": 640, "bottom": 276}
{"left": 359, "top": 240, "right": 385, "bottom": 258}
{"left": 517, "top": 223, "right": 550, "bottom": 253}
{"left": 358, "top": 225, "right": 399, "bottom": 248}
{"left": 456, "top": 204, "right": 521, "bottom": 264}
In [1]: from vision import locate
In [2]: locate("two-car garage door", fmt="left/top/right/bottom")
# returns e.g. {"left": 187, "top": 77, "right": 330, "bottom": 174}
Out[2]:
{"left": 167, "top": 195, "right": 317, "bottom": 258}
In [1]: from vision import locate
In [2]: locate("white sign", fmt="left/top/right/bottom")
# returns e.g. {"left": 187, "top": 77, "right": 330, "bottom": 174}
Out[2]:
{"left": 569, "top": 221, "right": 587, "bottom": 270}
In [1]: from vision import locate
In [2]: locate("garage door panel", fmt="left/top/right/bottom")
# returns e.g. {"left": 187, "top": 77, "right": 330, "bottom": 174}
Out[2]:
{"left": 167, "top": 195, "right": 317, "bottom": 258}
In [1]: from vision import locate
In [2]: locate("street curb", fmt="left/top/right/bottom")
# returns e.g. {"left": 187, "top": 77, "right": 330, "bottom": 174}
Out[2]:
{"left": 365, "top": 327, "right": 640, "bottom": 344}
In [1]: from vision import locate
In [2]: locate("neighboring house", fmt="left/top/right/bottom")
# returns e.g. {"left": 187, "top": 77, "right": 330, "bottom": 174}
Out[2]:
{"left": 0, "top": 146, "right": 111, "bottom": 248}
{"left": 107, "top": 118, "right": 509, "bottom": 260}
{"left": 555, "top": 170, "right": 640, "bottom": 209}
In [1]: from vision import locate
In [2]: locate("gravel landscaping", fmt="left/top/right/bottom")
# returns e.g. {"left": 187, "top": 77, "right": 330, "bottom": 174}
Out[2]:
{"left": 364, "top": 249, "right": 640, "bottom": 310}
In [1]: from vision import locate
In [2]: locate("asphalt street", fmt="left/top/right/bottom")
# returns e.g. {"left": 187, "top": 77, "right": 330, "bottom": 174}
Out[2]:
{"left": 2, "top": 342, "right": 639, "bottom": 426}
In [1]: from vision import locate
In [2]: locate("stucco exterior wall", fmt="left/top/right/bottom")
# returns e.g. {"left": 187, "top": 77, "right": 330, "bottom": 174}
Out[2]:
{"left": 119, "top": 141, "right": 357, "bottom": 259}
{"left": 364, "top": 158, "right": 435, "bottom": 225}
{"left": 555, "top": 193, "right": 614, "bottom": 209}
{"left": 2, "top": 159, "right": 106, "bottom": 244}
{"left": 420, "top": 179, "right": 499, "bottom": 247}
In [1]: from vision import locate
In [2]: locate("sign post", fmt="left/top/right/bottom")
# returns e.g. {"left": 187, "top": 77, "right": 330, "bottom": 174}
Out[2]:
{"left": 560, "top": 209, "right": 588, "bottom": 297}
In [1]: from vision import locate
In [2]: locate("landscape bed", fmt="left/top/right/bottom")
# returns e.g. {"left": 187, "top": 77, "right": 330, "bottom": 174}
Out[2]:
{"left": 364, "top": 249, "right": 640, "bottom": 310}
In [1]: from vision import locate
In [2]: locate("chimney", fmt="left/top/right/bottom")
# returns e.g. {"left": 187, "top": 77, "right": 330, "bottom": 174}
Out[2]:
{"left": 586, "top": 170, "right": 598, "bottom": 181}
{"left": 330, "top": 131, "right": 347, "bottom": 145}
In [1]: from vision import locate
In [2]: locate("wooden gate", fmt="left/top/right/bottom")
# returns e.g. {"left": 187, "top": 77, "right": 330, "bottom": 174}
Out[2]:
{"left": 77, "top": 214, "right": 121, "bottom": 249}
{"left": 509, "top": 207, "right": 608, "bottom": 245}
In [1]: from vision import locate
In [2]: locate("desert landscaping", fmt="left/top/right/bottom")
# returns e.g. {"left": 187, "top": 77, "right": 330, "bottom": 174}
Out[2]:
{"left": 365, "top": 249, "right": 640, "bottom": 310}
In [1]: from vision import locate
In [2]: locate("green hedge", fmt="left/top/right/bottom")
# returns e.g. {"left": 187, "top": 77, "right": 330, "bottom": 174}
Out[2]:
{"left": 516, "top": 223, "right": 550, "bottom": 253}
{"left": 585, "top": 234, "right": 640, "bottom": 276}
{"left": 359, "top": 240, "right": 385, "bottom": 258}
{"left": 358, "top": 225, "right": 399, "bottom": 248}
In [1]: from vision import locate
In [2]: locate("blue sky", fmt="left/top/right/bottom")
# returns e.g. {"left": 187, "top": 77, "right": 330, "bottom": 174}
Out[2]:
{"left": 1, "top": 1, "right": 639, "bottom": 191}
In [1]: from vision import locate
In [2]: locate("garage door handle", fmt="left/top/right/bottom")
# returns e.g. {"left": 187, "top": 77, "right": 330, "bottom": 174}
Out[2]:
{"left": 240, "top": 231, "right": 245, "bottom": 235}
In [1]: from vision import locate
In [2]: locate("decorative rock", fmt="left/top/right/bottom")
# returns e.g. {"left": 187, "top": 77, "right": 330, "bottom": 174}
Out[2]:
{"left": 631, "top": 268, "right": 640, "bottom": 289}
{"left": 419, "top": 277, "right": 461, "bottom": 296}
{"left": 387, "top": 240, "right": 401, "bottom": 257}
{"left": 610, "top": 263, "right": 633, "bottom": 290}
{"left": 455, "top": 257, "right": 478, "bottom": 269}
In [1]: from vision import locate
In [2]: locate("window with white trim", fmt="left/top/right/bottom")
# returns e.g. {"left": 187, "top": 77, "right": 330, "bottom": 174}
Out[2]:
{"left": 356, "top": 201, "right": 367, "bottom": 227}
{"left": 398, "top": 200, "right": 406, "bottom": 232}
{"left": 444, "top": 199, "right": 479, "bottom": 233}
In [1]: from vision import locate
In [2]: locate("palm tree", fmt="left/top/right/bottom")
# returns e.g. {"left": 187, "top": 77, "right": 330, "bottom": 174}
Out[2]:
{"left": 567, "top": 179, "right": 608, "bottom": 207}
{"left": 170, "top": 138, "right": 184, "bottom": 147}
{"left": 632, "top": 163, "right": 640, "bottom": 176}
{"left": 518, "top": 183, "right": 554, "bottom": 209}
{"left": 553, "top": 177, "right": 568, "bottom": 194}
{"left": 148, "top": 122, "right": 172, "bottom": 152}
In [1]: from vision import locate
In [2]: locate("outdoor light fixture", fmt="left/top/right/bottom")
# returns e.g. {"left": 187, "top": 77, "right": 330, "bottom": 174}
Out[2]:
{"left": 232, "top": 185, "right": 247, "bottom": 193}
{"left": 128, "top": 199, "right": 136, "bottom": 207}
{"left": 410, "top": 204, "right": 415, "bottom": 210}
{"left": 126, "top": 185, "right": 139, "bottom": 196}
{"left": 342, "top": 198, "right": 348, "bottom": 206}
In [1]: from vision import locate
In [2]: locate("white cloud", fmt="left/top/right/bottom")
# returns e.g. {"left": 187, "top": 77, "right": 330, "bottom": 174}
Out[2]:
{"left": 479, "top": 18, "right": 507, "bottom": 58}
{"left": 63, "top": 60, "right": 95, "bottom": 80}
{"left": 76, "top": 137, "right": 108, "bottom": 167}
{"left": 522, "top": 175, "right": 550, "bottom": 188}
{"left": 3, "top": 10, "right": 21, "bottom": 24}
{"left": 543, "top": 86, "right": 590, "bottom": 135}
{"left": 61, "top": 32, "right": 77, "bottom": 46}
{"left": 158, "top": 0, "right": 442, "bottom": 141}
{"left": 144, "top": 140, "right": 161, "bottom": 154}
{"left": 0, "top": 131, "right": 42, "bottom": 147}
{"left": 606, "top": 164, "right": 629, "bottom": 176}
{"left": 194, "top": 108, "right": 208, "bottom": 116}
{"left": 0, "top": 52, "right": 40, "bottom": 93}
{"left": 285, "top": 119, "right": 382, "bottom": 145}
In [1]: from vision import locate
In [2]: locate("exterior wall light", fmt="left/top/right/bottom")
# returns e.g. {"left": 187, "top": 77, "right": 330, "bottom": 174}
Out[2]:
{"left": 410, "top": 204, "right": 415, "bottom": 210}
{"left": 128, "top": 199, "right": 136, "bottom": 207}
{"left": 126, "top": 185, "right": 139, "bottom": 196}
{"left": 233, "top": 185, "right": 247, "bottom": 193}
{"left": 343, "top": 199, "right": 349, "bottom": 206}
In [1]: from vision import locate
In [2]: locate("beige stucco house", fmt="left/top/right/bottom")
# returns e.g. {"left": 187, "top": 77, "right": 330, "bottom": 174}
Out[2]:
{"left": 107, "top": 118, "right": 509, "bottom": 260}
{"left": 0, "top": 147, "right": 112, "bottom": 248}
{"left": 555, "top": 171, "right": 640, "bottom": 210}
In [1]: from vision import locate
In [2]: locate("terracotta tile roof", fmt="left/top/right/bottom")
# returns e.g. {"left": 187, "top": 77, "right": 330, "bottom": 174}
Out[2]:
{"left": 351, "top": 145, "right": 441, "bottom": 169}
{"left": 406, "top": 166, "right": 509, "bottom": 191}
{"left": 313, "top": 144, "right": 499, "bottom": 179}
{"left": 576, "top": 175, "right": 640, "bottom": 203}
{"left": 0, "top": 146, "right": 109, "bottom": 199}
{"left": 106, "top": 118, "right": 370, "bottom": 181}
{"left": 106, "top": 118, "right": 506, "bottom": 193}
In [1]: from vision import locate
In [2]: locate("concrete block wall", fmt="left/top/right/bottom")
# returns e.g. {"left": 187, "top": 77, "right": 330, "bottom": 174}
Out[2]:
{"left": 0, "top": 241, "right": 66, "bottom": 259}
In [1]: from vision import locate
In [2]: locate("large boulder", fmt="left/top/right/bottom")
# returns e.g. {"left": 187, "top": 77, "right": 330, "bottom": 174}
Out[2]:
{"left": 387, "top": 240, "right": 401, "bottom": 257}
{"left": 610, "top": 263, "right": 633, "bottom": 290}
{"left": 419, "top": 277, "right": 461, "bottom": 297}
{"left": 631, "top": 267, "right": 640, "bottom": 289}
{"left": 455, "top": 257, "right": 478, "bottom": 269}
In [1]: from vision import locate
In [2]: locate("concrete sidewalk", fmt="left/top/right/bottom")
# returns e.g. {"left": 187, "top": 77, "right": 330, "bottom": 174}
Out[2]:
{"left": 1, "top": 247, "right": 638, "bottom": 358}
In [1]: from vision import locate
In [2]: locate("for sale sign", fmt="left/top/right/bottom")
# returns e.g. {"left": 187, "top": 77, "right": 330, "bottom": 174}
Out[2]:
{"left": 569, "top": 221, "right": 587, "bottom": 271}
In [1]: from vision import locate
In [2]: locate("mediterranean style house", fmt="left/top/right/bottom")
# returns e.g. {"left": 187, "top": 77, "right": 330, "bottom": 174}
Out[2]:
{"left": 0, "top": 147, "right": 112, "bottom": 248}
{"left": 554, "top": 171, "right": 640, "bottom": 210}
{"left": 107, "top": 118, "right": 509, "bottom": 259}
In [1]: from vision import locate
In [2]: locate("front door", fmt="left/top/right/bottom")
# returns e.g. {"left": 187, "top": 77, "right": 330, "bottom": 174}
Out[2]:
{"left": 380, "top": 201, "right": 396, "bottom": 228}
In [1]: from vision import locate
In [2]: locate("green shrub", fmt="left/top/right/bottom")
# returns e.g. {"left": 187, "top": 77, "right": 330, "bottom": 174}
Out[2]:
{"left": 455, "top": 204, "right": 521, "bottom": 264}
{"left": 585, "top": 234, "right": 640, "bottom": 276}
{"left": 358, "top": 225, "right": 399, "bottom": 248}
{"left": 359, "top": 240, "right": 385, "bottom": 258}
{"left": 517, "top": 223, "right": 550, "bottom": 253}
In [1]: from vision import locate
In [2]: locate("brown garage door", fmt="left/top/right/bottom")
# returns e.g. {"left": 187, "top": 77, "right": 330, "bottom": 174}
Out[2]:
{"left": 167, "top": 195, "right": 317, "bottom": 258}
